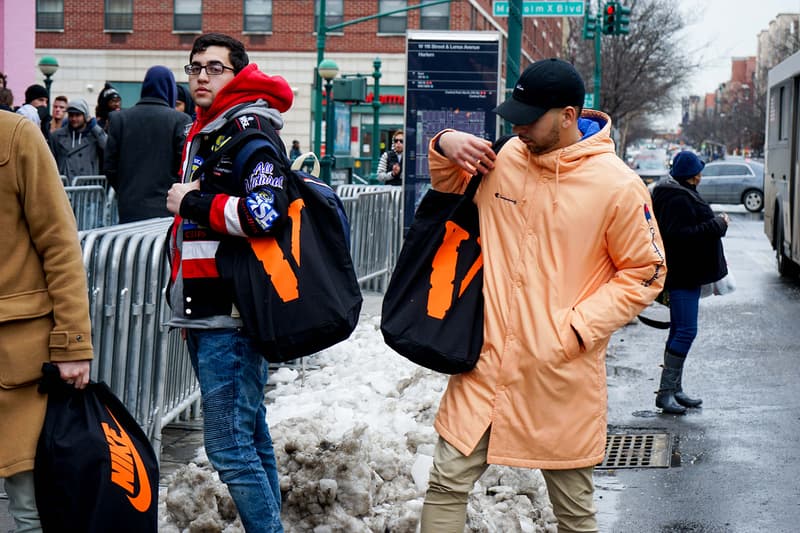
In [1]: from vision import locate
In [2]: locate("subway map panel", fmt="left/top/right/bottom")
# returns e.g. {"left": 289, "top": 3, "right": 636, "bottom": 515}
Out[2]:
{"left": 404, "top": 33, "right": 500, "bottom": 229}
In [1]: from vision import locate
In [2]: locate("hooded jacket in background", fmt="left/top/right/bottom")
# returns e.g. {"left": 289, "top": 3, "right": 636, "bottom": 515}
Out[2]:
{"left": 48, "top": 98, "right": 107, "bottom": 179}
{"left": 104, "top": 66, "right": 192, "bottom": 223}
{"left": 427, "top": 110, "right": 666, "bottom": 469}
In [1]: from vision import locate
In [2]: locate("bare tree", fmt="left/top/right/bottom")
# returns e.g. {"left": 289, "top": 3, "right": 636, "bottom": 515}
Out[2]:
{"left": 565, "top": 0, "right": 701, "bottom": 150}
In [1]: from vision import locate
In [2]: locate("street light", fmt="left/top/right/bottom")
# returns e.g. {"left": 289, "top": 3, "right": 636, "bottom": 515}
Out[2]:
{"left": 37, "top": 56, "right": 59, "bottom": 113}
{"left": 318, "top": 58, "right": 339, "bottom": 185}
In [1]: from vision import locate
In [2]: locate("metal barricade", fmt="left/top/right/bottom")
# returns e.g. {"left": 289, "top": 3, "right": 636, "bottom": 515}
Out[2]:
{"left": 79, "top": 218, "right": 200, "bottom": 455}
{"left": 71, "top": 174, "right": 107, "bottom": 187}
{"left": 337, "top": 185, "right": 403, "bottom": 293}
{"left": 64, "top": 185, "right": 106, "bottom": 231}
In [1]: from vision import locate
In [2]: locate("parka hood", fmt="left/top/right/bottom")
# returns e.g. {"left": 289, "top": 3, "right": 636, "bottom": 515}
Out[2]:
{"left": 141, "top": 65, "right": 177, "bottom": 107}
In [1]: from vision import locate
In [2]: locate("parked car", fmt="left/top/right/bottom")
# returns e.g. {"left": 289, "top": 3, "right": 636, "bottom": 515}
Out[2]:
{"left": 697, "top": 159, "right": 764, "bottom": 212}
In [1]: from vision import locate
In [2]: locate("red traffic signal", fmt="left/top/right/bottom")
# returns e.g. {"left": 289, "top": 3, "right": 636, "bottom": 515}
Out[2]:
{"left": 602, "top": 1, "right": 617, "bottom": 34}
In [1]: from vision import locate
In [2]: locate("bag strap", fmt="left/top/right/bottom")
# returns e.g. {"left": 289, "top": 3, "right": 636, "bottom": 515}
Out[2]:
{"left": 463, "top": 134, "right": 517, "bottom": 201}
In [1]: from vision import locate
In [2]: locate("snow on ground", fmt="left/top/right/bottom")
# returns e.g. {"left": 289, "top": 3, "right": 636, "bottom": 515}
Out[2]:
{"left": 158, "top": 312, "right": 558, "bottom": 532}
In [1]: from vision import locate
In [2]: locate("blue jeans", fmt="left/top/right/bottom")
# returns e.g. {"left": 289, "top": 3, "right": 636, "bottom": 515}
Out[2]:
{"left": 186, "top": 328, "right": 283, "bottom": 533}
{"left": 666, "top": 287, "right": 701, "bottom": 356}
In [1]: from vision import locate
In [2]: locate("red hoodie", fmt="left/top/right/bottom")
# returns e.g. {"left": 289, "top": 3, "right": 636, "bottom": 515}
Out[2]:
{"left": 185, "top": 63, "right": 294, "bottom": 148}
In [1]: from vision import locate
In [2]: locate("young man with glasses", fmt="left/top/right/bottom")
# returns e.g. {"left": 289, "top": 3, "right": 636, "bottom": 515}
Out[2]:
{"left": 376, "top": 130, "right": 404, "bottom": 185}
{"left": 166, "top": 32, "right": 294, "bottom": 533}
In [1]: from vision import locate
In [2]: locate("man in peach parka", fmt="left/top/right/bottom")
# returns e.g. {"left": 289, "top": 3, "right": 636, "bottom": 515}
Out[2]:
{"left": 0, "top": 111, "right": 93, "bottom": 532}
{"left": 419, "top": 59, "right": 666, "bottom": 532}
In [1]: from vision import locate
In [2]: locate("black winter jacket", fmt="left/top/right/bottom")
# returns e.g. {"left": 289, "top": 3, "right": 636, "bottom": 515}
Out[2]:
{"left": 104, "top": 98, "right": 192, "bottom": 222}
{"left": 651, "top": 177, "right": 728, "bottom": 289}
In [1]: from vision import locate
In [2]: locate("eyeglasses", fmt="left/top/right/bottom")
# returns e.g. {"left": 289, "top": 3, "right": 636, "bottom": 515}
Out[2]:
{"left": 393, "top": 138, "right": 403, "bottom": 143}
{"left": 184, "top": 62, "right": 235, "bottom": 76}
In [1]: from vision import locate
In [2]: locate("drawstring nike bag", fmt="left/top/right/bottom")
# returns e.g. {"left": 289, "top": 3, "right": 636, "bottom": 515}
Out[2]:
{"left": 34, "top": 363, "right": 158, "bottom": 533}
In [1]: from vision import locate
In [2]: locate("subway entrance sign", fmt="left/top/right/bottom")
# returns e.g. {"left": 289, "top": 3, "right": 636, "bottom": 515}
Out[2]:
{"left": 492, "top": 1, "right": 584, "bottom": 17}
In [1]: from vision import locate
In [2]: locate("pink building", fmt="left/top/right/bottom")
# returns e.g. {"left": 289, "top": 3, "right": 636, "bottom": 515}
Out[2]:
{"left": 1, "top": 1, "right": 37, "bottom": 108}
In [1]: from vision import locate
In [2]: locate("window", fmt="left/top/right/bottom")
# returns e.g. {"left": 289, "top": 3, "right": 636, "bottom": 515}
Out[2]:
{"left": 420, "top": 2, "right": 448, "bottom": 30}
{"left": 378, "top": 0, "right": 407, "bottom": 34}
{"left": 314, "top": 0, "right": 343, "bottom": 32}
{"left": 174, "top": 0, "right": 202, "bottom": 32}
{"left": 719, "top": 165, "right": 751, "bottom": 177}
{"left": 37, "top": 0, "right": 64, "bottom": 30}
{"left": 105, "top": 0, "right": 133, "bottom": 31}
{"left": 244, "top": 0, "right": 272, "bottom": 32}
{"left": 702, "top": 165, "right": 721, "bottom": 177}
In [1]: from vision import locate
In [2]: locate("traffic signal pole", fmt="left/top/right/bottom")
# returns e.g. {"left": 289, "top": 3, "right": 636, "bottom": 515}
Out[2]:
{"left": 594, "top": 13, "right": 601, "bottom": 109}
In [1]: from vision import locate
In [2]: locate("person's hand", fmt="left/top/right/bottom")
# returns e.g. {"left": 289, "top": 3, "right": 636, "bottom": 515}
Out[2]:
{"left": 391, "top": 162, "right": 401, "bottom": 176}
{"left": 52, "top": 360, "right": 91, "bottom": 389}
{"left": 719, "top": 212, "right": 730, "bottom": 226}
{"left": 167, "top": 181, "right": 200, "bottom": 215}
{"left": 438, "top": 131, "right": 496, "bottom": 175}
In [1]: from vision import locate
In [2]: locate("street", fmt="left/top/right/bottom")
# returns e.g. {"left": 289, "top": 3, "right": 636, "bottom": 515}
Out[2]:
{"left": 2, "top": 205, "right": 797, "bottom": 533}
{"left": 597, "top": 205, "right": 800, "bottom": 532}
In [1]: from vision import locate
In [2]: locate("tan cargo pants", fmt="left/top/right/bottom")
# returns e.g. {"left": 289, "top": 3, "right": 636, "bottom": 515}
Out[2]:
{"left": 420, "top": 429, "right": 598, "bottom": 533}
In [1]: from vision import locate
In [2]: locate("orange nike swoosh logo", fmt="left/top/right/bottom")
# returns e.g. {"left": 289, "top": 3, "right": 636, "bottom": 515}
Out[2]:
{"left": 104, "top": 407, "right": 153, "bottom": 512}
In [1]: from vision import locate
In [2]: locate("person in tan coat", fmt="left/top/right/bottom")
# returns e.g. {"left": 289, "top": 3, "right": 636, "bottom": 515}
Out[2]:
{"left": 418, "top": 59, "right": 666, "bottom": 532}
{"left": 0, "top": 111, "right": 93, "bottom": 531}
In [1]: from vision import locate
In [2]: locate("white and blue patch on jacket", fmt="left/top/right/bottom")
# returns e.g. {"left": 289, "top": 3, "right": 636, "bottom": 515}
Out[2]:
{"left": 245, "top": 161, "right": 285, "bottom": 193}
{"left": 246, "top": 189, "right": 280, "bottom": 231}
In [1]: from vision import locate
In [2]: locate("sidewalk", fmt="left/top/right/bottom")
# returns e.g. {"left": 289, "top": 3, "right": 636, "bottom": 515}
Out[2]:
{"left": 0, "top": 292, "right": 384, "bottom": 531}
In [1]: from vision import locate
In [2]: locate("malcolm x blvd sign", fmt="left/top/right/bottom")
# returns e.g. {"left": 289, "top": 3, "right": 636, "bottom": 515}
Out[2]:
{"left": 492, "top": 1, "right": 585, "bottom": 17}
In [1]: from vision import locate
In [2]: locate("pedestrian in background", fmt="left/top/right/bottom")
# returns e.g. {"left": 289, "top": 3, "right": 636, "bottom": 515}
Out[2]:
{"left": 651, "top": 151, "right": 729, "bottom": 414}
{"left": 166, "top": 32, "right": 294, "bottom": 533}
{"left": 376, "top": 130, "right": 403, "bottom": 185}
{"left": 0, "top": 110, "right": 93, "bottom": 533}
{"left": 105, "top": 65, "right": 191, "bottom": 223}
{"left": 0, "top": 72, "right": 13, "bottom": 112}
{"left": 49, "top": 95, "right": 69, "bottom": 133}
{"left": 289, "top": 139, "right": 302, "bottom": 160}
{"left": 418, "top": 58, "right": 666, "bottom": 533}
{"left": 49, "top": 98, "right": 107, "bottom": 180}
{"left": 15, "top": 84, "right": 48, "bottom": 127}
{"left": 95, "top": 83, "right": 121, "bottom": 131}
{"left": 176, "top": 83, "right": 195, "bottom": 120}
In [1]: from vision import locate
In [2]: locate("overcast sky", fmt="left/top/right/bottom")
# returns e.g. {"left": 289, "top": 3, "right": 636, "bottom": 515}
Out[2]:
{"left": 658, "top": 0, "right": 800, "bottom": 128}
{"left": 679, "top": 0, "right": 800, "bottom": 93}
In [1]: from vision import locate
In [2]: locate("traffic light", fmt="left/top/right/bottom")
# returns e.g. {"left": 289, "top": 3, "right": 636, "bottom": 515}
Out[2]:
{"left": 582, "top": 11, "right": 597, "bottom": 40}
{"left": 616, "top": 3, "right": 631, "bottom": 35}
{"left": 602, "top": 1, "right": 617, "bottom": 35}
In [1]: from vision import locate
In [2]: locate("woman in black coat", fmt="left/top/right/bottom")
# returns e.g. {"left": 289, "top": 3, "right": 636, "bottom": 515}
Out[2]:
{"left": 650, "top": 151, "right": 729, "bottom": 414}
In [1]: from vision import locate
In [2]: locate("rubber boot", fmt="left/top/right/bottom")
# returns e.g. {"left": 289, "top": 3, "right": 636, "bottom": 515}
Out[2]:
{"left": 674, "top": 354, "right": 703, "bottom": 408}
{"left": 655, "top": 351, "right": 686, "bottom": 414}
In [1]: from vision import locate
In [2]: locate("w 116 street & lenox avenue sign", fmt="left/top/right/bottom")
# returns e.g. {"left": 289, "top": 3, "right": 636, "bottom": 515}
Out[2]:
{"left": 492, "top": 1, "right": 585, "bottom": 17}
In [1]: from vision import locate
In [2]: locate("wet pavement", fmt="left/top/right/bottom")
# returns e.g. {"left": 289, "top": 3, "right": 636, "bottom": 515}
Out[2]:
{"left": 3, "top": 209, "right": 799, "bottom": 532}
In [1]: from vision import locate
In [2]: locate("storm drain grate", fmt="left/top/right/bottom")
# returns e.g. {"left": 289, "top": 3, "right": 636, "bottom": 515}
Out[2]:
{"left": 597, "top": 433, "right": 671, "bottom": 469}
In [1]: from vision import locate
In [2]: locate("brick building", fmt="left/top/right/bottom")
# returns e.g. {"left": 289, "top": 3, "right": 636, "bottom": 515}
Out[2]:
{"left": 31, "top": 1, "right": 567, "bottom": 171}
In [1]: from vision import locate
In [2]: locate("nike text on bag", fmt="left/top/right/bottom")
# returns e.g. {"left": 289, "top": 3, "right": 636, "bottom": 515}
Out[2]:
{"left": 215, "top": 131, "right": 362, "bottom": 362}
{"left": 34, "top": 363, "right": 158, "bottom": 533}
{"left": 381, "top": 174, "right": 484, "bottom": 374}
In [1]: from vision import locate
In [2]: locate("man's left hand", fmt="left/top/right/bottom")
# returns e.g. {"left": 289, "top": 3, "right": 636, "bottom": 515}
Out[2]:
{"left": 167, "top": 181, "right": 201, "bottom": 215}
{"left": 52, "top": 360, "right": 91, "bottom": 389}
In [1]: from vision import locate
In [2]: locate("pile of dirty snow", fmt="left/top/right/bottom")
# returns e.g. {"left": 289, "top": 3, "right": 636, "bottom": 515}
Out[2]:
{"left": 158, "top": 315, "right": 558, "bottom": 532}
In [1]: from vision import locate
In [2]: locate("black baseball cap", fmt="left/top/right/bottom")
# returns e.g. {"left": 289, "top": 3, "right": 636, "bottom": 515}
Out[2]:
{"left": 493, "top": 58, "right": 586, "bottom": 125}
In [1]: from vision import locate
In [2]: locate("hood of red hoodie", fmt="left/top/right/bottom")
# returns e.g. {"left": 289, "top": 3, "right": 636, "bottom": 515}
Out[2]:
{"left": 191, "top": 63, "right": 293, "bottom": 134}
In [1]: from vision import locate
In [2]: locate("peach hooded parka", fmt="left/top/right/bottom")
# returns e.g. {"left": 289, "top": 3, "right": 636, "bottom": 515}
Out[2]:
{"left": 428, "top": 109, "right": 665, "bottom": 469}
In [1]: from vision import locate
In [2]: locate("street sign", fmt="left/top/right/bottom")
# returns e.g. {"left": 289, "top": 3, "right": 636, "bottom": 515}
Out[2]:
{"left": 583, "top": 93, "right": 594, "bottom": 109}
{"left": 492, "top": 1, "right": 585, "bottom": 17}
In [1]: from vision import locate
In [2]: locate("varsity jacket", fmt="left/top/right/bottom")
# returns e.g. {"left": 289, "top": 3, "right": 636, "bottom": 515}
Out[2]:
{"left": 168, "top": 64, "right": 294, "bottom": 323}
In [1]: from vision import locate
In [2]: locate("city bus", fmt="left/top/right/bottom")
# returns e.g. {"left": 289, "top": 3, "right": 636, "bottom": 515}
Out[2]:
{"left": 764, "top": 50, "right": 800, "bottom": 277}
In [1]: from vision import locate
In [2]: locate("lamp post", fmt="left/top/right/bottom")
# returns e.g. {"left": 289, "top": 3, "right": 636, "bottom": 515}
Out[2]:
{"left": 370, "top": 57, "right": 382, "bottom": 181}
{"left": 37, "top": 56, "right": 59, "bottom": 113}
{"left": 318, "top": 58, "right": 339, "bottom": 185}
